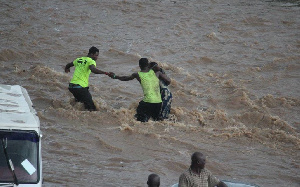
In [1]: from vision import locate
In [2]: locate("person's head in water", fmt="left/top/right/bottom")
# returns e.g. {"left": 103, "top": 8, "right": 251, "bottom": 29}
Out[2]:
{"left": 191, "top": 152, "right": 206, "bottom": 170}
{"left": 147, "top": 173, "right": 160, "bottom": 187}
{"left": 88, "top": 46, "right": 99, "bottom": 61}
{"left": 149, "top": 62, "right": 160, "bottom": 72}
{"left": 139, "top": 58, "right": 149, "bottom": 70}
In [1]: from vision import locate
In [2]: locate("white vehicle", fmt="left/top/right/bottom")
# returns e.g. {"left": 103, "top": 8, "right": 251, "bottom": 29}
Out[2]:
{"left": 0, "top": 84, "right": 42, "bottom": 187}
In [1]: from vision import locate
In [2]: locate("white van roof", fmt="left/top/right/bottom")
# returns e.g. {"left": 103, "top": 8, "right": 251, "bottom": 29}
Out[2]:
{"left": 0, "top": 84, "right": 40, "bottom": 131}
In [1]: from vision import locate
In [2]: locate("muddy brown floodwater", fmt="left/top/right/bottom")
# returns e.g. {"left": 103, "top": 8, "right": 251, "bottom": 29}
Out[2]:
{"left": 0, "top": 0, "right": 299, "bottom": 186}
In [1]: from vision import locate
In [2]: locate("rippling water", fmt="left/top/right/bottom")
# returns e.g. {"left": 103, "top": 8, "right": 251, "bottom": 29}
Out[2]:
{"left": 0, "top": 0, "right": 299, "bottom": 186}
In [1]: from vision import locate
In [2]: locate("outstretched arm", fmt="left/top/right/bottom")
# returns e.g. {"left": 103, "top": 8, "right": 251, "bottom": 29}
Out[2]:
{"left": 89, "top": 64, "right": 109, "bottom": 75}
{"left": 110, "top": 72, "right": 139, "bottom": 82}
{"left": 65, "top": 62, "right": 74, "bottom": 73}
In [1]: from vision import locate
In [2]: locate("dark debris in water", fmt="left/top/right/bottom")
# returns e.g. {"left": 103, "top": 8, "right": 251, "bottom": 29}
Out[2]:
{"left": 266, "top": 0, "right": 300, "bottom": 7}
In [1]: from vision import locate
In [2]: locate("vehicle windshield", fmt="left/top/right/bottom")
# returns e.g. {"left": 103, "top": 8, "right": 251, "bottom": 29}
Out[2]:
{"left": 0, "top": 130, "right": 39, "bottom": 184}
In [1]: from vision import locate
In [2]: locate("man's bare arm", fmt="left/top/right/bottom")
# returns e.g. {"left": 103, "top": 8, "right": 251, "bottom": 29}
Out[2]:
{"left": 65, "top": 62, "right": 74, "bottom": 73}
{"left": 157, "top": 71, "right": 171, "bottom": 85}
{"left": 109, "top": 72, "right": 139, "bottom": 81}
{"left": 114, "top": 73, "right": 138, "bottom": 81}
{"left": 89, "top": 64, "right": 107, "bottom": 74}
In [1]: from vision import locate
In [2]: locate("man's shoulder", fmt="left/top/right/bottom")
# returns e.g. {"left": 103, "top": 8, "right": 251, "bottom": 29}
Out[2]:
{"left": 76, "top": 57, "right": 95, "bottom": 63}
{"left": 180, "top": 168, "right": 212, "bottom": 177}
{"left": 74, "top": 56, "right": 86, "bottom": 60}
{"left": 179, "top": 169, "right": 191, "bottom": 178}
{"left": 85, "top": 57, "right": 96, "bottom": 62}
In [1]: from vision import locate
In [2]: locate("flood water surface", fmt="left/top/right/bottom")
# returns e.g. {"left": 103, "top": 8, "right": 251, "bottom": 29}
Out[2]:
{"left": 0, "top": 0, "right": 299, "bottom": 186}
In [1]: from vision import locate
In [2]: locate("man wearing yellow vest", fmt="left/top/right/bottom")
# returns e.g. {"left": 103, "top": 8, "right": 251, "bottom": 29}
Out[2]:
{"left": 109, "top": 58, "right": 171, "bottom": 122}
{"left": 64, "top": 46, "right": 110, "bottom": 111}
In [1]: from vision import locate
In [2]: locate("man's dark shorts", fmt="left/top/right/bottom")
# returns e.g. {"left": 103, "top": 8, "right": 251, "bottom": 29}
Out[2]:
{"left": 135, "top": 101, "right": 162, "bottom": 122}
{"left": 68, "top": 83, "right": 96, "bottom": 111}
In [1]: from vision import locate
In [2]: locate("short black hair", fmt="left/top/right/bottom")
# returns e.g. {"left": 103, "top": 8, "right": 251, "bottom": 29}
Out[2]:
{"left": 88, "top": 46, "right": 99, "bottom": 55}
{"left": 147, "top": 174, "right": 160, "bottom": 187}
{"left": 149, "top": 62, "right": 158, "bottom": 69}
{"left": 139, "top": 58, "right": 149, "bottom": 68}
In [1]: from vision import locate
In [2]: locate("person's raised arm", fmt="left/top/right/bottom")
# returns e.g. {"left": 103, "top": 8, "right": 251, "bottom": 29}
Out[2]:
{"left": 157, "top": 71, "right": 171, "bottom": 85}
{"left": 65, "top": 62, "right": 74, "bottom": 73}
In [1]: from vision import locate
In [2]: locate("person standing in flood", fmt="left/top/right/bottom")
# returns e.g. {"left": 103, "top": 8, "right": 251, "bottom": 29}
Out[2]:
{"left": 149, "top": 62, "right": 172, "bottom": 120}
{"left": 109, "top": 58, "right": 171, "bottom": 122}
{"left": 64, "top": 46, "right": 110, "bottom": 111}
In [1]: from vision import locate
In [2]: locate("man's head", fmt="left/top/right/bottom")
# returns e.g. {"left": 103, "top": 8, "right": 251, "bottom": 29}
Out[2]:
{"left": 191, "top": 152, "right": 206, "bottom": 169}
{"left": 139, "top": 58, "right": 149, "bottom": 69}
{"left": 147, "top": 173, "right": 160, "bottom": 187}
{"left": 88, "top": 46, "right": 99, "bottom": 61}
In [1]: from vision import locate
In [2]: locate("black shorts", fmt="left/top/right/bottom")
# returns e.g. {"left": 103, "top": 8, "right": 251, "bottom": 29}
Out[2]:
{"left": 135, "top": 101, "right": 162, "bottom": 122}
{"left": 68, "top": 84, "right": 96, "bottom": 111}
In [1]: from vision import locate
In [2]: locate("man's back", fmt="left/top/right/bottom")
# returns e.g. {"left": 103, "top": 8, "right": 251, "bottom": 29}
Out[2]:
{"left": 138, "top": 69, "right": 162, "bottom": 103}
{"left": 70, "top": 56, "right": 96, "bottom": 87}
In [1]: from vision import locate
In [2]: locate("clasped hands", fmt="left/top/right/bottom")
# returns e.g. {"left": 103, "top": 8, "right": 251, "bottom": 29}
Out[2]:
{"left": 105, "top": 72, "right": 116, "bottom": 79}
